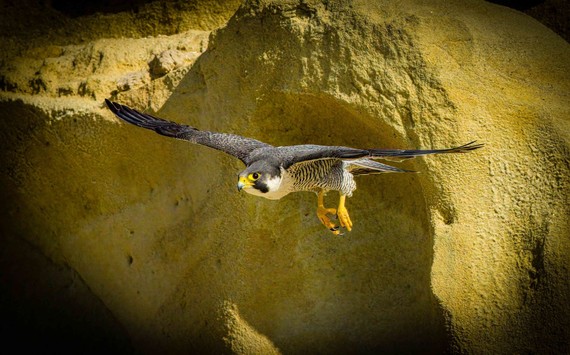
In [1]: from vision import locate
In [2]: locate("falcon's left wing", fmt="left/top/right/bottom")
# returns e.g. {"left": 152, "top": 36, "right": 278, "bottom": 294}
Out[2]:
{"left": 279, "top": 141, "right": 483, "bottom": 169}
{"left": 368, "top": 141, "right": 484, "bottom": 161}
{"left": 105, "top": 99, "right": 272, "bottom": 164}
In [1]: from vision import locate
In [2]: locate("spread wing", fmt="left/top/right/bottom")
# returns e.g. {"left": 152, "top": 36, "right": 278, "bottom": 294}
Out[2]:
{"left": 105, "top": 99, "right": 272, "bottom": 164}
{"left": 281, "top": 141, "right": 483, "bottom": 169}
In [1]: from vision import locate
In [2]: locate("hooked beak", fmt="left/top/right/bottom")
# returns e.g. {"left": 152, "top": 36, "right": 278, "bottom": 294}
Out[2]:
{"left": 237, "top": 176, "right": 252, "bottom": 192}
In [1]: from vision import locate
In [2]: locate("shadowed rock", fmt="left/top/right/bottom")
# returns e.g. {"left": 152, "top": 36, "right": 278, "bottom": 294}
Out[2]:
{"left": 0, "top": 0, "right": 569, "bottom": 353}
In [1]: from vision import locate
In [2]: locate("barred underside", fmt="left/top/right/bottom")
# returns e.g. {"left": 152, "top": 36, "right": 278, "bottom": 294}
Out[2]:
{"left": 287, "top": 159, "right": 357, "bottom": 196}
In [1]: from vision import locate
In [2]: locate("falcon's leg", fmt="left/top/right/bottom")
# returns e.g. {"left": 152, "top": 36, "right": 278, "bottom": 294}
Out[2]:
{"left": 337, "top": 194, "right": 352, "bottom": 232}
{"left": 316, "top": 191, "right": 340, "bottom": 234}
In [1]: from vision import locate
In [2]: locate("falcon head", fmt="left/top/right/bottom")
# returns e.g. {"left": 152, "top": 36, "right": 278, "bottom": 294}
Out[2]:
{"left": 237, "top": 161, "right": 283, "bottom": 199}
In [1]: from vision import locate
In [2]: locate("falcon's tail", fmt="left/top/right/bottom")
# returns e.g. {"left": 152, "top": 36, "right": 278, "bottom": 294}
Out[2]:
{"left": 369, "top": 141, "right": 484, "bottom": 162}
{"left": 348, "top": 159, "right": 416, "bottom": 176}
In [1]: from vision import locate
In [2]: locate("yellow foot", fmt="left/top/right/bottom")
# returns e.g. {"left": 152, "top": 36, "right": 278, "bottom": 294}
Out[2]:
{"left": 337, "top": 205, "right": 352, "bottom": 231}
{"left": 337, "top": 194, "right": 352, "bottom": 232}
{"left": 317, "top": 206, "right": 340, "bottom": 235}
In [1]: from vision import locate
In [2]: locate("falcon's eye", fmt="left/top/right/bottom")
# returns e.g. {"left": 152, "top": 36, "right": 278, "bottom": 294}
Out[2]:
{"left": 249, "top": 172, "right": 260, "bottom": 181}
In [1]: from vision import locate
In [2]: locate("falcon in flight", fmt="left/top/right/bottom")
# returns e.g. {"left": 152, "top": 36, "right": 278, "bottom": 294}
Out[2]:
{"left": 106, "top": 99, "right": 483, "bottom": 235}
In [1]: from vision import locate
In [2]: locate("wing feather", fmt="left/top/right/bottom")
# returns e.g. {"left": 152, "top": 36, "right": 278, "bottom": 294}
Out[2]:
{"left": 105, "top": 99, "right": 272, "bottom": 164}
{"left": 280, "top": 141, "right": 483, "bottom": 169}
{"left": 369, "top": 141, "right": 484, "bottom": 161}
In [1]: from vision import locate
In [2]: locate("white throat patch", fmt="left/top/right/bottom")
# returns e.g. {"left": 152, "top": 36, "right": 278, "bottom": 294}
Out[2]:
{"left": 244, "top": 170, "right": 291, "bottom": 200}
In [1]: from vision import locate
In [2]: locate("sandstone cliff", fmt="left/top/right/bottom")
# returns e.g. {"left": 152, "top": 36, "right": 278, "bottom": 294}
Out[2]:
{"left": 1, "top": 0, "right": 569, "bottom": 353}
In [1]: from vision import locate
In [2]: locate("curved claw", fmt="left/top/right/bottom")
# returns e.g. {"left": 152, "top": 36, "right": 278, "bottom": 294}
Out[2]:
{"left": 316, "top": 191, "right": 342, "bottom": 235}
{"left": 317, "top": 206, "right": 339, "bottom": 233}
{"left": 316, "top": 191, "right": 353, "bottom": 235}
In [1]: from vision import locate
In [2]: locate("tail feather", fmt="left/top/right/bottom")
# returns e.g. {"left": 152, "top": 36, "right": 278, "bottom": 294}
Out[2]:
{"left": 349, "top": 159, "right": 415, "bottom": 176}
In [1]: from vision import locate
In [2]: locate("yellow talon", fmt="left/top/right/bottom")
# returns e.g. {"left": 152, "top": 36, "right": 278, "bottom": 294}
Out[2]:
{"left": 317, "top": 206, "right": 338, "bottom": 231}
{"left": 337, "top": 194, "right": 352, "bottom": 232}
{"left": 316, "top": 191, "right": 340, "bottom": 234}
{"left": 316, "top": 191, "right": 353, "bottom": 234}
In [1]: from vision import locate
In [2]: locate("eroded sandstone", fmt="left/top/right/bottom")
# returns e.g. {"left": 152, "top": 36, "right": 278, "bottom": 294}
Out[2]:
{"left": 1, "top": 0, "right": 569, "bottom": 353}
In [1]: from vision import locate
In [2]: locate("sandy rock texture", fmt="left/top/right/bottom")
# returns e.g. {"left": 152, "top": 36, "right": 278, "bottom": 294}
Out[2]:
{"left": 1, "top": 0, "right": 569, "bottom": 353}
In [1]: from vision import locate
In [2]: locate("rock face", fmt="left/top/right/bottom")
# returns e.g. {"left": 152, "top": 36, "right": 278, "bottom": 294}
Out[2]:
{"left": 1, "top": 0, "right": 569, "bottom": 353}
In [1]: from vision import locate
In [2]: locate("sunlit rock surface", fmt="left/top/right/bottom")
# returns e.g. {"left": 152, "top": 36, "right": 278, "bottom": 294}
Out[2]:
{"left": 1, "top": 0, "right": 568, "bottom": 353}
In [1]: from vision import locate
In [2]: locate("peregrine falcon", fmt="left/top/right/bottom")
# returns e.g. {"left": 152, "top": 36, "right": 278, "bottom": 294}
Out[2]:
{"left": 105, "top": 99, "right": 483, "bottom": 235}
